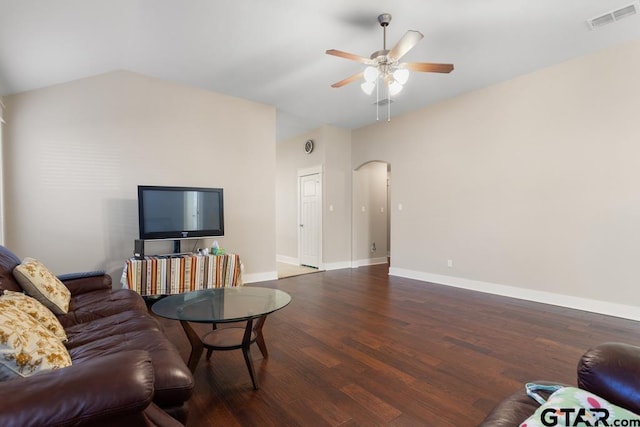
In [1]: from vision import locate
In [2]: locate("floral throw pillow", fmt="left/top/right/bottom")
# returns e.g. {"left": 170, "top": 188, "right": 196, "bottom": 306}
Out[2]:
{"left": 13, "top": 258, "right": 71, "bottom": 315}
{"left": 0, "top": 302, "right": 72, "bottom": 381}
{"left": 0, "top": 290, "right": 67, "bottom": 342}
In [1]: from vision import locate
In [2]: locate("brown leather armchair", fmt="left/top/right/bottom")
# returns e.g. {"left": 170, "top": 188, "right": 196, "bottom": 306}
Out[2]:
{"left": 479, "top": 342, "right": 640, "bottom": 426}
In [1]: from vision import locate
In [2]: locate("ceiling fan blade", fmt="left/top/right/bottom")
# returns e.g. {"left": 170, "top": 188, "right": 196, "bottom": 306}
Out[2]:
{"left": 331, "top": 71, "right": 364, "bottom": 88}
{"left": 388, "top": 30, "right": 424, "bottom": 62}
{"left": 404, "top": 62, "right": 454, "bottom": 73}
{"left": 326, "top": 49, "right": 373, "bottom": 65}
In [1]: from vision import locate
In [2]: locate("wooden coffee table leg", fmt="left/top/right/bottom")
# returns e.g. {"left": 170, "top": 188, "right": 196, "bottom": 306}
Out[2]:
{"left": 254, "top": 316, "right": 268, "bottom": 358}
{"left": 180, "top": 320, "right": 204, "bottom": 373}
{"left": 241, "top": 318, "right": 259, "bottom": 390}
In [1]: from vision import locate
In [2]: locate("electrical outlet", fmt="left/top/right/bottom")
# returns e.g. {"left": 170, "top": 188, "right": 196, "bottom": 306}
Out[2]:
{"left": 447, "top": 259, "right": 453, "bottom": 268}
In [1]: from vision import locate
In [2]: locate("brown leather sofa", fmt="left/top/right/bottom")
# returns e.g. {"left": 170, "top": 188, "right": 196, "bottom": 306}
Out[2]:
{"left": 0, "top": 245, "right": 194, "bottom": 426}
{"left": 479, "top": 342, "right": 640, "bottom": 426}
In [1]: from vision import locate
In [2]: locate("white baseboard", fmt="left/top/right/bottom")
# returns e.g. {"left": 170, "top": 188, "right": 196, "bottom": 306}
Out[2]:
{"left": 278, "top": 255, "right": 353, "bottom": 271}
{"left": 389, "top": 267, "right": 640, "bottom": 322}
{"left": 323, "top": 261, "right": 351, "bottom": 271}
{"left": 352, "top": 257, "right": 388, "bottom": 268}
{"left": 276, "top": 255, "right": 299, "bottom": 265}
{"left": 243, "top": 271, "right": 278, "bottom": 284}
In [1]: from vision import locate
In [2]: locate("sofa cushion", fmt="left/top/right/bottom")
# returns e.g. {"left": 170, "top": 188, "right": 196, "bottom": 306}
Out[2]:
{"left": 64, "top": 310, "right": 162, "bottom": 348}
{"left": 0, "top": 290, "right": 67, "bottom": 341}
{"left": 68, "top": 326, "right": 193, "bottom": 407}
{"left": 13, "top": 258, "right": 71, "bottom": 314}
{"left": 57, "top": 288, "right": 147, "bottom": 328}
{"left": 0, "top": 302, "right": 72, "bottom": 380}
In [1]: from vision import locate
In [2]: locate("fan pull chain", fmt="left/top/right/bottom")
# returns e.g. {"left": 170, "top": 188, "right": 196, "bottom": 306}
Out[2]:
{"left": 376, "top": 75, "right": 380, "bottom": 121}
{"left": 387, "top": 82, "right": 391, "bottom": 121}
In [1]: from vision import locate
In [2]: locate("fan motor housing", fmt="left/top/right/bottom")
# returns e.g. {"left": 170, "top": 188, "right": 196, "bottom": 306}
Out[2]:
{"left": 370, "top": 49, "right": 390, "bottom": 60}
{"left": 370, "top": 49, "right": 393, "bottom": 69}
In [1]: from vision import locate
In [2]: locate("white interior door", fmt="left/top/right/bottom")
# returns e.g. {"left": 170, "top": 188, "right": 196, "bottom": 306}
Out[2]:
{"left": 299, "top": 173, "right": 321, "bottom": 268}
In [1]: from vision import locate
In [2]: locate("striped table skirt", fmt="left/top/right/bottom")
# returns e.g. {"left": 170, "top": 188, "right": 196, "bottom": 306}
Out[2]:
{"left": 122, "top": 253, "right": 242, "bottom": 296}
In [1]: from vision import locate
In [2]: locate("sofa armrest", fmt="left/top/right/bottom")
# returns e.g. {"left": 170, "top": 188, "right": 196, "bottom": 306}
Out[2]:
{"left": 0, "top": 350, "right": 154, "bottom": 427}
{"left": 479, "top": 381, "right": 571, "bottom": 427}
{"left": 60, "top": 271, "right": 113, "bottom": 295}
{"left": 577, "top": 342, "right": 640, "bottom": 414}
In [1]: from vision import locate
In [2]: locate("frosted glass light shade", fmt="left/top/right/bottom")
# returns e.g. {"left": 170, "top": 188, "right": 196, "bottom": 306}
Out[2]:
{"left": 361, "top": 81, "right": 376, "bottom": 95}
{"left": 363, "top": 66, "right": 380, "bottom": 82}
{"left": 388, "top": 80, "right": 403, "bottom": 96}
{"left": 393, "top": 68, "right": 410, "bottom": 85}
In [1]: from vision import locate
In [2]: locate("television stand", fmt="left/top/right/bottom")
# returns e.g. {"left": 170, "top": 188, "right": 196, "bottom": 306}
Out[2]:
{"left": 122, "top": 252, "right": 243, "bottom": 295}
{"left": 133, "top": 238, "right": 193, "bottom": 259}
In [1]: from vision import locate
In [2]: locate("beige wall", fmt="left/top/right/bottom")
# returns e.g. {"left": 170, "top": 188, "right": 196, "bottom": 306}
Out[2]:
{"left": 320, "top": 125, "right": 352, "bottom": 267}
{"left": 4, "top": 71, "right": 277, "bottom": 283}
{"left": 353, "top": 40, "right": 640, "bottom": 319}
{"left": 353, "top": 161, "right": 388, "bottom": 265}
{"left": 276, "top": 125, "right": 351, "bottom": 269}
{"left": 276, "top": 128, "right": 322, "bottom": 261}
{"left": 4, "top": 40, "right": 639, "bottom": 318}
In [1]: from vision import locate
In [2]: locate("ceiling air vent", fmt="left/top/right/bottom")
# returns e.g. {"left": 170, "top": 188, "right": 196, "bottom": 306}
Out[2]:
{"left": 587, "top": 1, "right": 639, "bottom": 29}
{"left": 373, "top": 98, "right": 394, "bottom": 106}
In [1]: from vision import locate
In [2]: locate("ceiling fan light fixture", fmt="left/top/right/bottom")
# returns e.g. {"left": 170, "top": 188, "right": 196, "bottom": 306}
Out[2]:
{"left": 364, "top": 66, "right": 380, "bottom": 82}
{"left": 393, "top": 68, "right": 410, "bottom": 85}
{"left": 361, "top": 81, "right": 376, "bottom": 95}
{"left": 388, "top": 80, "right": 403, "bottom": 96}
{"left": 326, "top": 12, "right": 453, "bottom": 122}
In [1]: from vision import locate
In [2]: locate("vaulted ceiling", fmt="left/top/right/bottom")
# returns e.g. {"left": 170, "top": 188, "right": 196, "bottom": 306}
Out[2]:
{"left": 1, "top": 0, "right": 640, "bottom": 141}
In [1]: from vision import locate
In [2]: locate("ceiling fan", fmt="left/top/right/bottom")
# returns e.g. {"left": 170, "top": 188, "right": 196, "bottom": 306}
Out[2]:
{"left": 326, "top": 13, "right": 454, "bottom": 99}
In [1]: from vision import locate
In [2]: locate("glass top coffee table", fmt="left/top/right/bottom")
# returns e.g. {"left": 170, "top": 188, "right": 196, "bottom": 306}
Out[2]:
{"left": 152, "top": 287, "right": 291, "bottom": 389}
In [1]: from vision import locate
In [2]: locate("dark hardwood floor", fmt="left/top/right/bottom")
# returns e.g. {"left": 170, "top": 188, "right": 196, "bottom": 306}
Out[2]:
{"left": 155, "top": 264, "right": 640, "bottom": 426}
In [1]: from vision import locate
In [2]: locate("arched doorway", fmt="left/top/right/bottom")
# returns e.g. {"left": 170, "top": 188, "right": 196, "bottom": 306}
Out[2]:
{"left": 352, "top": 161, "right": 390, "bottom": 268}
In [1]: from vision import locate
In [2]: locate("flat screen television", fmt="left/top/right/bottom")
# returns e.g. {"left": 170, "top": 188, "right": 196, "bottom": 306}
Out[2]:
{"left": 138, "top": 185, "right": 224, "bottom": 240}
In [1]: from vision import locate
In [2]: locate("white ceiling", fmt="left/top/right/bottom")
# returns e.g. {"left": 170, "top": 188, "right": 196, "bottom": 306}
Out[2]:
{"left": 2, "top": 0, "right": 640, "bottom": 141}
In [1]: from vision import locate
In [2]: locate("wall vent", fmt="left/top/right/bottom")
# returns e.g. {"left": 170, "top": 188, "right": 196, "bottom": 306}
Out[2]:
{"left": 587, "top": 1, "right": 639, "bottom": 29}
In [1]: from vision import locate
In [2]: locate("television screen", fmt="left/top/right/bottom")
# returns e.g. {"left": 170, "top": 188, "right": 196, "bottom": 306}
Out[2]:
{"left": 138, "top": 186, "right": 224, "bottom": 240}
